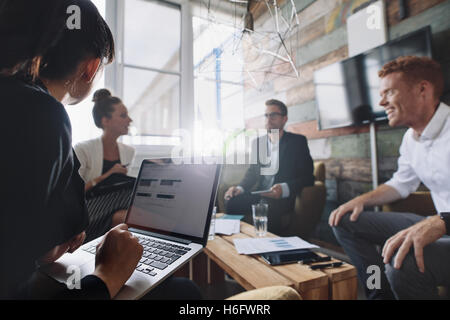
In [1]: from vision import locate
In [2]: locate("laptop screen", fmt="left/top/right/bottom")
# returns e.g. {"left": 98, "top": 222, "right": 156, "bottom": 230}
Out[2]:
{"left": 126, "top": 159, "right": 220, "bottom": 241}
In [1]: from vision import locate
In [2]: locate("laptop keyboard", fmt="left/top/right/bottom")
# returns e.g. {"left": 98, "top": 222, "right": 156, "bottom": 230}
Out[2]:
{"left": 82, "top": 235, "right": 191, "bottom": 277}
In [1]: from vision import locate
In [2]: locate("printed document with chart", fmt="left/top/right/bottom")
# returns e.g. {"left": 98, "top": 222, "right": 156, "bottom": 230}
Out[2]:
{"left": 233, "top": 237, "right": 319, "bottom": 255}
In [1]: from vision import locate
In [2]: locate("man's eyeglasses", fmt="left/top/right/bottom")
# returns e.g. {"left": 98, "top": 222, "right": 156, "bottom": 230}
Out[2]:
{"left": 264, "top": 112, "right": 285, "bottom": 119}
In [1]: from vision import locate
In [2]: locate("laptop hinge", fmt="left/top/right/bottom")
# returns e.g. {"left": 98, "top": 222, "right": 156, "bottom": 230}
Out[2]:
{"left": 129, "top": 228, "right": 192, "bottom": 245}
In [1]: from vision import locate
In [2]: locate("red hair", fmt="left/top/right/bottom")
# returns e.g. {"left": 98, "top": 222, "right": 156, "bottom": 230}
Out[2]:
{"left": 378, "top": 56, "right": 444, "bottom": 99}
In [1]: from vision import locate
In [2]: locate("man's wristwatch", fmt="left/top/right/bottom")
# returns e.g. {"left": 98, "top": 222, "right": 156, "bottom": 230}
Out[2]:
{"left": 438, "top": 212, "right": 450, "bottom": 236}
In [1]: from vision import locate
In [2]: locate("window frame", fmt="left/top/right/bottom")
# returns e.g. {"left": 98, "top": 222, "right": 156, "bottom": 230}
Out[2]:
{"left": 105, "top": 0, "right": 194, "bottom": 146}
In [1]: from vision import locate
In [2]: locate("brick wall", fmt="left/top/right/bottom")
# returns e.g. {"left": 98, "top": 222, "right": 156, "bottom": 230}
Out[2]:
{"left": 243, "top": 0, "right": 450, "bottom": 208}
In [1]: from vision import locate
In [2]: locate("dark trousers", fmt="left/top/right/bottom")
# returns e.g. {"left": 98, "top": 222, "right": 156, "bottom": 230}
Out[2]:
{"left": 333, "top": 211, "right": 450, "bottom": 300}
{"left": 225, "top": 192, "right": 294, "bottom": 235}
{"left": 141, "top": 277, "right": 203, "bottom": 300}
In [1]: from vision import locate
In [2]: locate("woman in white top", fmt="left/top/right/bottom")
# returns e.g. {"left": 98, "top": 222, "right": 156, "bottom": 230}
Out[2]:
{"left": 75, "top": 88, "right": 134, "bottom": 226}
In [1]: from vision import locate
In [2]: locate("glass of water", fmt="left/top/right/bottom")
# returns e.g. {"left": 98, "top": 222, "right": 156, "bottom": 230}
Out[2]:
{"left": 208, "top": 206, "right": 217, "bottom": 240}
{"left": 252, "top": 203, "right": 268, "bottom": 237}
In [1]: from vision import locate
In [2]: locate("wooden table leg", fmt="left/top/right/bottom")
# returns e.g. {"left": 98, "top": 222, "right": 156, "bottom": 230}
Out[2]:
{"left": 330, "top": 276, "right": 358, "bottom": 300}
{"left": 207, "top": 256, "right": 225, "bottom": 285}
{"left": 176, "top": 252, "right": 225, "bottom": 286}
{"left": 300, "top": 286, "right": 329, "bottom": 300}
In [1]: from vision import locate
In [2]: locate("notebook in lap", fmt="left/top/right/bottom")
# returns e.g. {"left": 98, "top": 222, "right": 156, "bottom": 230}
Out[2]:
{"left": 42, "top": 159, "right": 221, "bottom": 300}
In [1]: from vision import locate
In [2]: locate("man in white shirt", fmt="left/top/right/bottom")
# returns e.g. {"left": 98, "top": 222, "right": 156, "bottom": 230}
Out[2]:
{"left": 329, "top": 56, "right": 450, "bottom": 300}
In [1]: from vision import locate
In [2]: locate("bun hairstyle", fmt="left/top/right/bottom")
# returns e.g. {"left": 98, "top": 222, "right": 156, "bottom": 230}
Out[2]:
{"left": 0, "top": 0, "right": 114, "bottom": 80}
{"left": 92, "top": 88, "right": 122, "bottom": 129}
{"left": 92, "top": 88, "right": 112, "bottom": 102}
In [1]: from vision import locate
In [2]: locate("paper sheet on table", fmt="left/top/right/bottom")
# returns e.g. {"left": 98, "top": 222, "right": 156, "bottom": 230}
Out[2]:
{"left": 233, "top": 237, "right": 319, "bottom": 255}
{"left": 215, "top": 219, "right": 240, "bottom": 235}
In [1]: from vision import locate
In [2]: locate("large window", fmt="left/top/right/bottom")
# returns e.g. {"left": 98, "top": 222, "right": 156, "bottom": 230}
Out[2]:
{"left": 68, "top": 0, "right": 190, "bottom": 150}
{"left": 123, "top": 0, "right": 181, "bottom": 140}
{"left": 192, "top": 15, "right": 245, "bottom": 155}
{"left": 68, "top": 0, "right": 246, "bottom": 152}
{"left": 193, "top": 16, "right": 244, "bottom": 131}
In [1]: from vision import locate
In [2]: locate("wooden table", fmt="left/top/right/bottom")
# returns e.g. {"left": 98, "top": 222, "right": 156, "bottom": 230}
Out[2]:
{"left": 175, "top": 221, "right": 358, "bottom": 300}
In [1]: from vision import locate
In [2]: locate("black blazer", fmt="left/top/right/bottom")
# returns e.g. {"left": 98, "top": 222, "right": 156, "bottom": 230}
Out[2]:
{"left": 0, "top": 75, "right": 109, "bottom": 299}
{"left": 240, "top": 131, "right": 315, "bottom": 200}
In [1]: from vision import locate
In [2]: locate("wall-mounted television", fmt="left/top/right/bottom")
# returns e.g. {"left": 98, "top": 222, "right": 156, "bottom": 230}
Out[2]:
{"left": 314, "top": 26, "right": 433, "bottom": 130}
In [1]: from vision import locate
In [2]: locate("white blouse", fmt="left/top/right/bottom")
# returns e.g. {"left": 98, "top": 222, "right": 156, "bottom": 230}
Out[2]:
{"left": 74, "top": 137, "right": 135, "bottom": 183}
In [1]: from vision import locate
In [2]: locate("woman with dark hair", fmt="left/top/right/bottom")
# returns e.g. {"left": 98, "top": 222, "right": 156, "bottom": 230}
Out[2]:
{"left": 0, "top": 0, "right": 143, "bottom": 299}
{"left": 0, "top": 0, "right": 201, "bottom": 299}
{"left": 1, "top": 0, "right": 202, "bottom": 301}
{"left": 74, "top": 89, "right": 135, "bottom": 240}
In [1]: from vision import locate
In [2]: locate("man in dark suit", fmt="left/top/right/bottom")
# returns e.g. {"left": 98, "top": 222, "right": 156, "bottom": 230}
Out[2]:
{"left": 224, "top": 99, "right": 314, "bottom": 235}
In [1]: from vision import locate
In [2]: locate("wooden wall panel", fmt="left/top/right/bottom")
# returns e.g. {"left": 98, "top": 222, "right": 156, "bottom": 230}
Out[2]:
{"left": 286, "top": 120, "right": 371, "bottom": 140}
{"left": 296, "top": 26, "right": 348, "bottom": 67}
{"left": 286, "top": 100, "right": 317, "bottom": 124}
{"left": 324, "top": 0, "right": 372, "bottom": 33}
{"left": 322, "top": 157, "right": 398, "bottom": 183}
{"left": 298, "top": 16, "right": 326, "bottom": 47}
{"left": 386, "top": 0, "right": 446, "bottom": 27}
{"left": 273, "top": 46, "right": 348, "bottom": 92}
{"left": 286, "top": 81, "right": 315, "bottom": 106}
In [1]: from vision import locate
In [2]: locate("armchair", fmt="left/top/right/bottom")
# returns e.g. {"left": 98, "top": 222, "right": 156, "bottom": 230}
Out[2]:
{"left": 226, "top": 286, "right": 302, "bottom": 300}
{"left": 281, "top": 162, "right": 327, "bottom": 239}
{"left": 381, "top": 191, "right": 436, "bottom": 216}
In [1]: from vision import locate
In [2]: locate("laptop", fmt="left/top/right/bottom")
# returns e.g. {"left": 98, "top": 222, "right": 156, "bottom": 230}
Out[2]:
{"left": 42, "top": 158, "right": 221, "bottom": 300}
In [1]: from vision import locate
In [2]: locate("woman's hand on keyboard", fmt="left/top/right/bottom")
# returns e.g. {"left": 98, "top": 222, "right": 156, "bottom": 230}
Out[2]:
{"left": 92, "top": 224, "right": 143, "bottom": 298}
